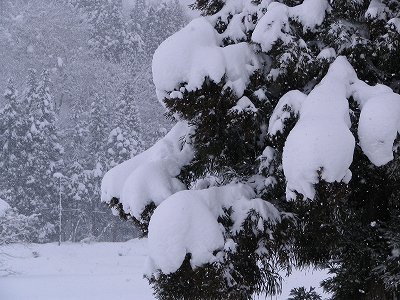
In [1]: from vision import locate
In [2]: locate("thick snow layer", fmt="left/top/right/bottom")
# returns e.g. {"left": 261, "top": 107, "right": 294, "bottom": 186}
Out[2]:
{"left": 268, "top": 90, "right": 307, "bottom": 136}
{"left": 101, "top": 122, "right": 193, "bottom": 218}
{"left": 352, "top": 82, "right": 400, "bottom": 166}
{"left": 0, "top": 240, "right": 153, "bottom": 300}
{"left": 351, "top": 81, "right": 393, "bottom": 108}
{"left": 289, "top": 0, "right": 329, "bottom": 32}
{"left": 222, "top": 43, "right": 259, "bottom": 96}
{"left": 120, "top": 159, "right": 186, "bottom": 219}
{"left": 358, "top": 95, "right": 400, "bottom": 166}
{"left": 152, "top": 18, "right": 219, "bottom": 93}
{"left": 148, "top": 192, "right": 225, "bottom": 274}
{"left": 283, "top": 57, "right": 356, "bottom": 200}
{"left": 0, "top": 198, "right": 11, "bottom": 218}
{"left": 147, "top": 184, "right": 281, "bottom": 274}
{"left": 0, "top": 241, "right": 330, "bottom": 300}
{"left": 252, "top": 0, "right": 329, "bottom": 52}
{"left": 281, "top": 57, "right": 400, "bottom": 198}
{"left": 152, "top": 18, "right": 259, "bottom": 99}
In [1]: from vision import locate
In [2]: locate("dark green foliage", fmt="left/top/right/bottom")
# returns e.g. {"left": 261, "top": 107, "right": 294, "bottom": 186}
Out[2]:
{"left": 288, "top": 180, "right": 351, "bottom": 267}
{"left": 148, "top": 255, "right": 227, "bottom": 300}
{"left": 219, "top": 211, "right": 295, "bottom": 298}
{"left": 165, "top": 77, "right": 262, "bottom": 181}
{"left": 107, "top": 197, "right": 155, "bottom": 238}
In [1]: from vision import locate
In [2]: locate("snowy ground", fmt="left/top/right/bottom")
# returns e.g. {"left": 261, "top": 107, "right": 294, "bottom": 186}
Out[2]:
{"left": 0, "top": 239, "right": 329, "bottom": 300}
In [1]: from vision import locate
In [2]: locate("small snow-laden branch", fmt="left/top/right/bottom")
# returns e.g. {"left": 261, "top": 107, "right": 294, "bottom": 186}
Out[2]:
{"left": 268, "top": 90, "right": 307, "bottom": 136}
{"left": 252, "top": 0, "right": 329, "bottom": 52}
{"left": 101, "top": 121, "right": 194, "bottom": 227}
{"left": 282, "top": 56, "right": 356, "bottom": 200}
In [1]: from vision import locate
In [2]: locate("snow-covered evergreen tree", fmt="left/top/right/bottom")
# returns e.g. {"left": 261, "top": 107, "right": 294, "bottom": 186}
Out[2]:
{"left": 127, "top": 0, "right": 187, "bottom": 58}
{"left": 0, "top": 198, "right": 40, "bottom": 245}
{"left": 0, "top": 79, "right": 23, "bottom": 194}
{"left": 102, "top": 0, "right": 400, "bottom": 299}
{"left": 75, "top": 0, "right": 141, "bottom": 62}
{"left": 26, "top": 70, "right": 64, "bottom": 232}
{"left": 106, "top": 84, "right": 143, "bottom": 168}
{"left": 0, "top": 70, "right": 64, "bottom": 241}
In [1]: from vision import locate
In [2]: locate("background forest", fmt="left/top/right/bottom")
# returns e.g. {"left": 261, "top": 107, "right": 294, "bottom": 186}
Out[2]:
{"left": 0, "top": 0, "right": 188, "bottom": 243}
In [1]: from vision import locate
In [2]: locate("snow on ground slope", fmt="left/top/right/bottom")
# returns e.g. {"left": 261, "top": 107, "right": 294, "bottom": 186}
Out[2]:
{"left": 0, "top": 240, "right": 329, "bottom": 300}
{"left": 0, "top": 240, "right": 153, "bottom": 300}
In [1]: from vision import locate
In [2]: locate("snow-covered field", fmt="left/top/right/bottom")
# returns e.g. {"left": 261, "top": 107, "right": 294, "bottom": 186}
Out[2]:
{"left": 0, "top": 239, "right": 328, "bottom": 300}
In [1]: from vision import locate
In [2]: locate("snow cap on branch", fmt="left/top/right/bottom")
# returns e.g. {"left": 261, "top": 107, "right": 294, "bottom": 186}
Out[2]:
{"left": 147, "top": 184, "right": 281, "bottom": 274}
{"left": 282, "top": 56, "right": 356, "bottom": 200}
{"left": 152, "top": 17, "right": 259, "bottom": 100}
{"left": 352, "top": 81, "right": 400, "bottom": 166}
{"left": 101, "top": 122, "right": 193, "bottom": 218}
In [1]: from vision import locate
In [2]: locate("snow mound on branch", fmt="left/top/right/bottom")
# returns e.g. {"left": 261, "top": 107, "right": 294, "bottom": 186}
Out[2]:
{"left": 152, "top": 18, "right": 219, "bottom": 94}
{"left": 120, "top": 160, "right": 187, "bottom": 219}
{"left": 147, "top": 184, "right": 281, "bottom": 274}
{"left": 101, "top": 122, "right": 193, "bottom": 218}
{"left": 252, "top": 0, "right": 329, "bottom": 52}
{"left": 148, "top": 193, "right": 224, "bottom": 274}
{"left": 152, "top": 17, "right": 259, "bottom": 99}
{"left": 289, "top": 0, "right": 329, "bottom": 31}
{"left": 352, "top": 82, "right": 400, "bottom": 166}
{"left": 231, "top": 197, "right": 281, "bottom": 233}
{"left": 230, "top": 96, "right": 257, "bottom": 113}
{"left": 280, "top": 57, "right": 400, "bottom": 199}
{"left": 282, "top": 56, "right": 356, "bottom": 200}
{"left": 388, "top": 18, "right": 400, "bottom": 33}
{"left": 365, "top": 0, "right": 388, "bottom": 20}
{"left": 252, "top": 2, "right": 292, "bottom": 53}
{"left": 317, "top": 47, "right": 337, "bottom": 60}
{"left": 268, "top": 90, "right": 306, "bottom": 135}
{"left": 0, "top": 198, "right": 11, "bottom": 218}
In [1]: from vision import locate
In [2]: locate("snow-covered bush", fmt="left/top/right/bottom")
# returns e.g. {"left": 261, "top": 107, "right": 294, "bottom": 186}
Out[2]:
{"left": 103, "top": 0, "right": 400, "bottom": 299}
{"left": 0, "top": 199, "right": 40, "bottom": 245}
